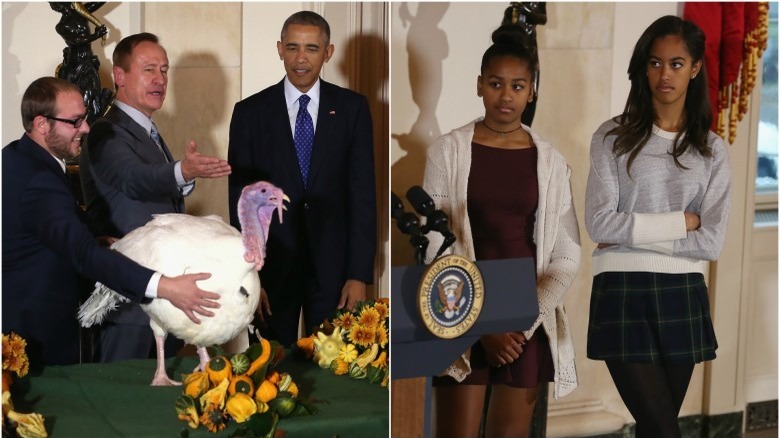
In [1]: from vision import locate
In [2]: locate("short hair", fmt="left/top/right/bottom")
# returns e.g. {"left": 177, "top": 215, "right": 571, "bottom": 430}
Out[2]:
{"left": 281, "top": 11, "right": 331, "bottom": 46}
{"left": 21, "top": 77, "right": 82, "bottom": 132}
{"left": 113, "top": 32, "right": 161, "bottom": 72}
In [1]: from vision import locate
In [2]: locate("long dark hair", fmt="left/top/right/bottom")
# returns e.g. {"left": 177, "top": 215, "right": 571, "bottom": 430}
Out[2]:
{"left": 608, "top": 15, "right": 712, "bottom": 175}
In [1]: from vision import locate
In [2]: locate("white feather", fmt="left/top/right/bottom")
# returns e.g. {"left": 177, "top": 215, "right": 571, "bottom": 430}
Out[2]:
{"left": 78, "top": 213, "right": 261, "bottom": 348}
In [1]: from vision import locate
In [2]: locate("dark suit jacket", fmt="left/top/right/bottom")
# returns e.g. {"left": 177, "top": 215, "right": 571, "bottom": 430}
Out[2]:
{"left": 80, "top": 105, "right": 184, "bottom": 238}
{"left": 227, "top": 79, "right": 377, "bottom": 305}
{"left": 1, "top": 134, "right": 154, "bottom": 366}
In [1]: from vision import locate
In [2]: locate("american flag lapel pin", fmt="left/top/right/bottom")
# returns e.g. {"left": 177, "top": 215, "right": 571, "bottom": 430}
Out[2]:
{"left": 329, "top": 110, "right": 336, "bottom": 115}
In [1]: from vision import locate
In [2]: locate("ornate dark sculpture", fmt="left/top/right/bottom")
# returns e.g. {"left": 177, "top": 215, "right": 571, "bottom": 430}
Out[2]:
{"left": 502, "top": 2, "right": 547, "bottom": 127}
{"left": 50, "top": 2, "right": 114, "bottom": 125}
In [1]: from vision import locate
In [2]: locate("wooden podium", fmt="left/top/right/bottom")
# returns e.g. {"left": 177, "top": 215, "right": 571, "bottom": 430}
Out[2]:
{"left": 390, "top": 258, "right": 538, "bottom": 437}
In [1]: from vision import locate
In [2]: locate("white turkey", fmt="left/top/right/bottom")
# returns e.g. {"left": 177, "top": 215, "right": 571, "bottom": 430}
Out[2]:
{"left": 79, "top": 181, "right": 287, "bottom": 386}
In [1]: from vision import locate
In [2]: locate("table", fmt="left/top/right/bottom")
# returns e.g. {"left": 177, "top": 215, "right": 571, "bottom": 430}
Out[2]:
{"left": 10, "top": 355, "right": 388, "bottom": 437}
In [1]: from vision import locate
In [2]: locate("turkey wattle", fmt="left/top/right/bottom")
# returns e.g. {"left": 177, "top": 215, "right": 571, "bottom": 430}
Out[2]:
{"left": 78, "top": 181, "right": 287, "bottom": 385}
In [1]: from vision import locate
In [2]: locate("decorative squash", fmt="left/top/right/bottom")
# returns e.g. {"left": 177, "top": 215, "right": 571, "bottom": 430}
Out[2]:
{"left": 245, "top": 338, "right": 272, "bottom": 377}
{"left": 225, "top": 393, "right": 257, "bottom": 423}
{"left": 254, "top": 379, "right": 278, "bottom": 403}
{"left": 370, "top": 351, "right": 388, "bottom": 369}
{"left": 276, "top": 372, "right": 300, "bottom": 398}
{"left": 175, "top": 395, "right": 200, "bottom": 429}
{"left": 354, "top": 343, "right": 380, "bottom": 368}
{"left": 269, "top": 394, "right": 297, "bottom": 418}
{"left": 313, "top": 327, "right": 346, "bottom": 368}
{"left": 200, "top": 378, "right": 230, "bottom": 411}
{"left": 182, "top": 371, "right": 210, "bottom": 398}
{"left": 255, "top": 400, "right": 270, "bottom": 414}
{"left": 228, "top": 374, "right": 255, "bottom": 397}
{"left": 6, "top": 410, "right": 47, "bottom": 438}
{"left": 266, "top": 370, "right": 281, "bottom": 385}
{"left": 230, "top": 353, "right": 251, "bottom": 375}
{"left": 206, "top": 356, "right": 233, "bottom": 386}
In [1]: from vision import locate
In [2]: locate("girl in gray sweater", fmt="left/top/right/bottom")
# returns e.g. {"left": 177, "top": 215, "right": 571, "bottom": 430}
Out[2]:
{"left": 585, "top": 16, "right": 732, "bottom": 438}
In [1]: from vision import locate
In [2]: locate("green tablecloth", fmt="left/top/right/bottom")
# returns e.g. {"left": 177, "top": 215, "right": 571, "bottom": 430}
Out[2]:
{"left": 11, "top": 356, "right": 388, "bottom": 438}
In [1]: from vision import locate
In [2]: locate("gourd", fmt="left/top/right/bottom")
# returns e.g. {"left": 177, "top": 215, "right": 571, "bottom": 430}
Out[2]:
{"left": 183, "top": 371, "right": 210, "bottom": 398}
{"left": 206, "top": 356, "right": 233, "bottom": 386}
{"left": 175, "top": 395, "right": 200, "bottom": 429}
{"left": 225, "top": 393, "right": 257, "bottom": 423}
{"left": 230, "top": 353, "right": 251, "bottom": 375}
{"left": 228, "top": 374, "right": 255, "bottom": 397}
{"left": 254, "top": 379, "right": 278, "bottom": 403}
{"left": 245, "top": 338, "right": 272, "bottom": 376}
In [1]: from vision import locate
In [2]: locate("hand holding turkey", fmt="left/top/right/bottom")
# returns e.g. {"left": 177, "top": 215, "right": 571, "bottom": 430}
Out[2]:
{"left": 157, "top": 273, "right": 221, "bottom": 324}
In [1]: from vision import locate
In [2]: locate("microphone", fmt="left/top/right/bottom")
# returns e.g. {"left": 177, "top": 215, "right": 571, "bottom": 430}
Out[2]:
{"left": 391, "top": 191, "right": 428, "bottom": 265}
{"left": 391, "top": 191, "right": 424, "bottom": 237}
{"left": 405, "top": 186, "right": 456, "bottom": 258}
{"left": 406, "top": 185, "right": 435, "bottom": 217}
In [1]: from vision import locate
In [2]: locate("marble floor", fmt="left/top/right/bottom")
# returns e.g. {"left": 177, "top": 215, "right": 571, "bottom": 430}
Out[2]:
{"left": 743, "top": 428, "right": 777, "bottom": 438}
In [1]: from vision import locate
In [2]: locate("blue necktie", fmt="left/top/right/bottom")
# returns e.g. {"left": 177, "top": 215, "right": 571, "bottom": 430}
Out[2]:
{"left": 150, "top": 124, "right": 170, "bottom": 162}
{"left": 294, "top": 94, "right": 314, "bottom": 187}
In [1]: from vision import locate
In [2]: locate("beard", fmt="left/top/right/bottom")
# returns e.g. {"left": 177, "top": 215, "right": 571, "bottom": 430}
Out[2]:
{"left": 45, "top": 128, "right": 80, "bottom": 160}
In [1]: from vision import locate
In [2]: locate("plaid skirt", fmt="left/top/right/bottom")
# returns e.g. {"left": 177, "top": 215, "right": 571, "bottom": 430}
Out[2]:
{"left": 587, "top": 271, "right": 717, "bottom": 364}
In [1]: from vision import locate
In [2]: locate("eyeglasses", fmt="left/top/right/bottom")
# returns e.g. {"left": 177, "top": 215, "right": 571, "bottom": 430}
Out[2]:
{"left": 45, "top": 115, "right": 87, "bottom": 128}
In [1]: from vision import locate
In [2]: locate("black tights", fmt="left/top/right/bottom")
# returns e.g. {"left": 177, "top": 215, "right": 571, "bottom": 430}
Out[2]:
{"left": 606, "top": 361, "right": 695, "bottom": 438}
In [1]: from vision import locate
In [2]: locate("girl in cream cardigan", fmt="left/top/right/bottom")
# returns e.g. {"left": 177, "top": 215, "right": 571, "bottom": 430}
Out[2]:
{"left": 423, "top": 24, "right": 581, "bottom": 438}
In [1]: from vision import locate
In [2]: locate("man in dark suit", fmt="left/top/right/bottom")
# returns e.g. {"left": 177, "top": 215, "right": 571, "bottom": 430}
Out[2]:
{"left": 228, "top": 11, "right": 377, "bottom": 347}
{"left": 79, "top": 33, "right": 231, "bottom": 362}
{"left": 2, "top": 77, "right": 220, "bottom": 369}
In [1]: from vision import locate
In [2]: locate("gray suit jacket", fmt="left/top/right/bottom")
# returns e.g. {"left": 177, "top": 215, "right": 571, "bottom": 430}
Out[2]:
{"left": 80, "top": 105, "right": 188, "bottom": 327}
{"left": 80, "top": 105, "right": 186, "bottom": 238}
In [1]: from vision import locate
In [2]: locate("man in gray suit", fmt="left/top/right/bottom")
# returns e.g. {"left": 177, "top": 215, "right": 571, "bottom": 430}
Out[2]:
{"left": 80, "top": 32, "right": 231, "bottom": 362}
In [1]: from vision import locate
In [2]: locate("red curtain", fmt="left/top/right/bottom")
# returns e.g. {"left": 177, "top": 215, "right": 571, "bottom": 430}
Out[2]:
{"left": 683, "top": 2, "right": 769, "bottom": 143}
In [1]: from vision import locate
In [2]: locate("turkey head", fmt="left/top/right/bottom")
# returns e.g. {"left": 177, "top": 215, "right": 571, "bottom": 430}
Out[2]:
{"left": 237, "top": 181, "right": 289, "bottom": 271}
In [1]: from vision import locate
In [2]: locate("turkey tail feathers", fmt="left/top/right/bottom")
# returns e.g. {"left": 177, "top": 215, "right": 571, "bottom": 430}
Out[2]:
{"left": 78, "top": 283, "right": 129, "bottom": 327}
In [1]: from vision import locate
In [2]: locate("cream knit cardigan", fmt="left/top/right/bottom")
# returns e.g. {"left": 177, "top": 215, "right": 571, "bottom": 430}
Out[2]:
{"left": 422, "top": 118, "right": 581, "bottom": 399}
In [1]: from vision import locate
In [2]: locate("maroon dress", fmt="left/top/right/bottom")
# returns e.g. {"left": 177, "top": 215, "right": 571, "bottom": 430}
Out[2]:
{"left": 433, "top": 142, "right": 554, "bottom": 388}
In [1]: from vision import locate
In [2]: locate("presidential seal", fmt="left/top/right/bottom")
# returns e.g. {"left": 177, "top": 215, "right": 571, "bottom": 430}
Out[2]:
{"left": 418, "top": 254, "right": 484, "bottom": 339}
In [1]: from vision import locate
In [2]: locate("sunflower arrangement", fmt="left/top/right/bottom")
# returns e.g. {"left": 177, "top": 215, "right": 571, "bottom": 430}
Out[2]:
{"left": 2, "top": 333, "right": 29, "bottom": 380}
{"left": 175, "top": 336, "right": 316, "bottom": 437}
{"left": 2, "top": 332, "right": 47, "bottom": 438}
{"left": 296, "top": 299, "right": 389, "bottom": 387}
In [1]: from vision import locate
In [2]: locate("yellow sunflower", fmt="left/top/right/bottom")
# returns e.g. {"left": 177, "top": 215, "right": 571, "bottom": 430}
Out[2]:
{"left": 348, "top": 325, "right": 376, "bottom": 348}
{"left": 357, "top": 307, "right": 381, "bottom": 329}
{"left": 333, "top": 312, "right": 357, "bottom": 329}
{"left": 376, "top": 324, "right": 389, "bottom": 348}
{"left": 373, "top": 301, "right": 389, "bottom": 322}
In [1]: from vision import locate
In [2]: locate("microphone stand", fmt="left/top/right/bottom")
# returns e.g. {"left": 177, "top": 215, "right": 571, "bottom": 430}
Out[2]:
{"left": 391, "top": 192, "right": 428, "bottom": 265}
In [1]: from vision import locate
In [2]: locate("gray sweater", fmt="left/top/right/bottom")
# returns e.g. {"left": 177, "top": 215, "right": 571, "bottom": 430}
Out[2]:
{"left": 585, "top": 119, "right": 732, "bottom": 275}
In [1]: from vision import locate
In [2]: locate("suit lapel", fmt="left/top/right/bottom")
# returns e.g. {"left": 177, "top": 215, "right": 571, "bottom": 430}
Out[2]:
{"left": 20, "top": 135, "right": 71, "bottom": 188}
{"left": 308, "top": 80, "right": 336, "bottom": 189}
{"left": 108, "top": 106, "right": 170, "bottom": 163}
